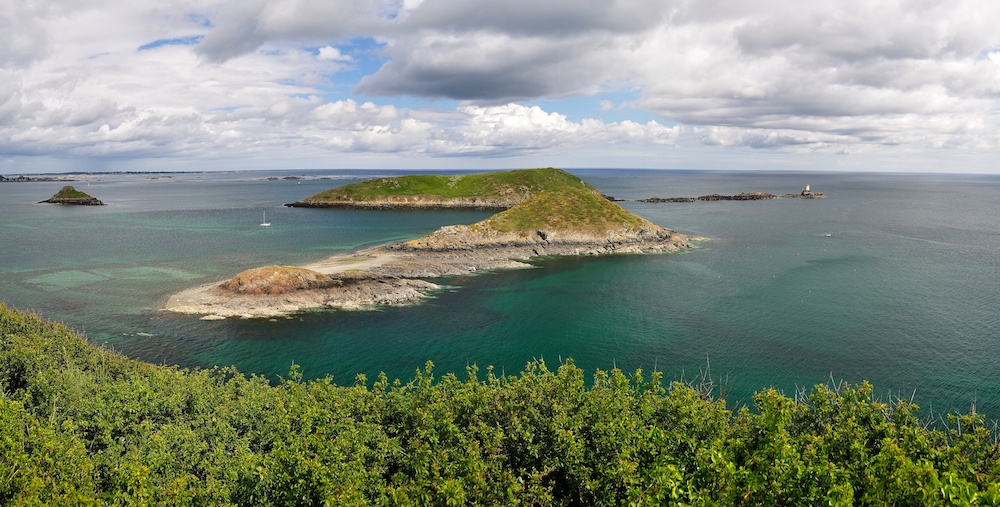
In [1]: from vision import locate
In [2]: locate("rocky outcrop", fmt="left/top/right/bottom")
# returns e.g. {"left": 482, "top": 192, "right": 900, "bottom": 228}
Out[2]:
{"left": 640, "top": 197, "right": 697, "bottom": 203}
{"left": 364, "top": 233, "right": 692, "bottom": 279}
{"left": 163, "top": 224, "right": 698, "bottom": 320}
{"left": 163, "top": 222, "right": 696, "bottom": 320}
{"left": 795, "top": 187, "right": 826, "bottom": 198}
{"left": 641, "top": 192, "right": 777, "bottom": 202}
{"left": 640, "top": 188, "right": 824, "bottom": 202}
{"left": 390, "top": 224, "right": 686, "bottom": 253}
{"left": 165, "top": 266, "right": 439, "bottom": 319}
{"left": 217, "top": 266, "right": 337, "bottom": 295}
{"left": 39, "top": 186, "right": 105, "bottom": 205}
{"left": 40, "top": 196, "right": 105, "bottom": 205}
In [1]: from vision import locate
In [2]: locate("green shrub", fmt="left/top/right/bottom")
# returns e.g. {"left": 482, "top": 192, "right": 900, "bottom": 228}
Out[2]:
{"left": 2, "top": 303, "right": 998, "bottom": 505}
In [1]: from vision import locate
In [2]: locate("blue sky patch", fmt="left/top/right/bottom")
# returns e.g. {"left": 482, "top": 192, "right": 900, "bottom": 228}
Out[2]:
{"left": 138, "top": 35, "right": 204, "bottom": 52}
{"left": 185, "top": 11, "right": 214, "bottom": 29}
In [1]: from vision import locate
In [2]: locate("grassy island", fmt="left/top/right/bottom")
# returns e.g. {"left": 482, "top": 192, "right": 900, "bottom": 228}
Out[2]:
{"left": 51, "top": 186, "right": 92, "bottom": 199}
{"left": 475, "top": 187, "right": 652, "bottom": 234}
{"left": 39, "top": 185, "right": 105, "bottom": 205}
{"left": 3, "top": 303, "right": 999, "bottom": 505}
{"left": 398, "top": 187, "right": 680, "bottom": 252}
{"left": 287, "top": 168, "right": 598, "bottom": 209}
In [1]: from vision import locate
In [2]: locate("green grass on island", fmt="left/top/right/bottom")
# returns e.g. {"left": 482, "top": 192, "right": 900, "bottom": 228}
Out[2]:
{"left": 300, "top": 167, "right": 597, "bottom": 203}
{"left": 3, "top": 302, "right": 1000, "bottom": 505}
{"left": 472, "top": 187, "right": 655, "bottom": 235}
{"left": 50, "top": 185, "right": 95, "bottom": 200}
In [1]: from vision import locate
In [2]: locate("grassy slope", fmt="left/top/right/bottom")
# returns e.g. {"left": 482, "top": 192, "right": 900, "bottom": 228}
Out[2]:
{"left": 50, "top": 186, "right": 94, "bottom": 199}
{"left": 469, "top": 187, "right": 656, "bottom": 235}
{"left": 2, "top": 303, "right": 1000, "bottom": 505}
{"left": 301, "top": 168, "right": 597, "bottom": 202}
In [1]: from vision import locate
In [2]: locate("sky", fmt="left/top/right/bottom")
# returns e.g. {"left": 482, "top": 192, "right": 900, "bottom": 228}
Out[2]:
{"left": 2, "top": 0, "right": 999, "bottom": 174}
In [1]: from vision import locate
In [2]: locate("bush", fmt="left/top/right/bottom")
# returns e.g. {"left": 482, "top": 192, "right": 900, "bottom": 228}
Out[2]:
{"left": 2, "top": 303, "right": 999, "bottom": 505}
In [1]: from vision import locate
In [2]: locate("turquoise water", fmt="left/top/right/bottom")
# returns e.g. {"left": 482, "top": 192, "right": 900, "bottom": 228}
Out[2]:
{"left": 2, "top": 170, "right": 999, "bottom": 415}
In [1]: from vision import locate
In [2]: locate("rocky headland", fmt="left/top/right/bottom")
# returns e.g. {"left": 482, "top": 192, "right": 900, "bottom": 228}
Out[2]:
{"left": 39, "top": 185, "right": 105, "bottom": 205}
{"left": 164, "top": 171, "right": 698, "bottom": 319}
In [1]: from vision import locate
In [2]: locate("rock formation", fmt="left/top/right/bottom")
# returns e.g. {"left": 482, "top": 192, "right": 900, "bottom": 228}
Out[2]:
{"left": 166, "top": 266, "right": 439, "bottom": 319}
{"left": 640, "top": 187, "right": 825, "bottom": 202}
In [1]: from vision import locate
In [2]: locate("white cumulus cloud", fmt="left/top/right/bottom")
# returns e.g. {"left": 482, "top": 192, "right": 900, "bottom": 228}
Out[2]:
{"left": 2, "top": 0, "right": 1000, "bottom": 172}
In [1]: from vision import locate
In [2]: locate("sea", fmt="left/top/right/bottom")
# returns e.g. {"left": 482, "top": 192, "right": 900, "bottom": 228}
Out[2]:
{"left": 2, "top": 169, "right": 998, "bottom": 416}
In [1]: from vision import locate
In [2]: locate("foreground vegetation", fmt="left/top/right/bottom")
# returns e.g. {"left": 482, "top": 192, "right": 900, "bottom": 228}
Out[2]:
{"left": 298, "top": 168, "right": 597, "bottom": 204}
{"left": 2, "top": 303, "right": 999, "bottom": 505}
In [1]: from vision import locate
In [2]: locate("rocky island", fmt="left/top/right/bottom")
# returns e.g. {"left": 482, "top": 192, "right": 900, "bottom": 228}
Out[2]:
{"left": 165, "top": 169, "right": 697, "bottom": 319}
{"left": 39, "top": 185, "right": 105, "bottom": 205}
{"left": 638, "top": 185, "right": 825, "bottom": 203}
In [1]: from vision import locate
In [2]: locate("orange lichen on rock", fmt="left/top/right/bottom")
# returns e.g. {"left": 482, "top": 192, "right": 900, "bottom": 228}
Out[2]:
{"left": 218, "top": 266, "right": 337, "bottom": 295}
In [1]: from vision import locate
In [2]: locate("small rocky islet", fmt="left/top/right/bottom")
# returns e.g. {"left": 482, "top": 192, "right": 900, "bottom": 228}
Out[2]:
{"left": 39, "top": 185, "right": 105, "bottom": 205}
{"left": 637, "top": 185, "right": 825, "bottom": 203}
{"left": 165, "top": 168, "right": 697, "bottom": 319}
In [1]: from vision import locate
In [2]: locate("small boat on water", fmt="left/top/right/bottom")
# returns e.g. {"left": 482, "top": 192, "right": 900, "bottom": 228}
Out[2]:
{"left": 260, "top": 211, "right": 271, "bottom": 227}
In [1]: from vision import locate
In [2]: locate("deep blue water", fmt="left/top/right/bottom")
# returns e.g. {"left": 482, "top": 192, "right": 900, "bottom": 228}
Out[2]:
{"left": 1, "top": 169, "right": 998, "bottom": 415}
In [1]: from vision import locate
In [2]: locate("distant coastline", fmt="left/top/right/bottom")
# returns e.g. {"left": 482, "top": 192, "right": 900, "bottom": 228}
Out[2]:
{"left": 0, "top": 174, "right": 76, "bottom": 183}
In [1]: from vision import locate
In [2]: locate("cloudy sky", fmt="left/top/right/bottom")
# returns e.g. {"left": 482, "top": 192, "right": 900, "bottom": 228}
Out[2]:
{"left": 2, "top": 0, "right": 999, "bottom": 174}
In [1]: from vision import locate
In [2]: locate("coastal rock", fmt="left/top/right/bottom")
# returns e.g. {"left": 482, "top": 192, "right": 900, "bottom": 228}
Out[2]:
{"left": 166, "top": 269, "right": 440, "bottom": 319}
{"left": 39, "top": 185, "right": 105, "bottom": 205}
{"left": 218, "top": 266, "right": 336, "bottom": 295}
{"left": 639, "top": 196, "right": 696, "bottom": 203}
{"left": 797, "top": 186, "right": 826, "bottom": 198}
{"left": 641, "top": 187, "right": 824, "bottom": 202}
{"left": 390, "top": 224, "right": 684, "bottom": 253}
{"left": 732, "top": 192, "right": 777, "bottom": 200}
{"left": 697, "top": 192, "right": 776, "bottom": 201}
{"left": 164, "top": 208, "right": 695, "bottom": 318}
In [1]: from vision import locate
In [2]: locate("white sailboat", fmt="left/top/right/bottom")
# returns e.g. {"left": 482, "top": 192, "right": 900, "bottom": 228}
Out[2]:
{"left": 260, "top": 211, "right": 271, "bottom": 227}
